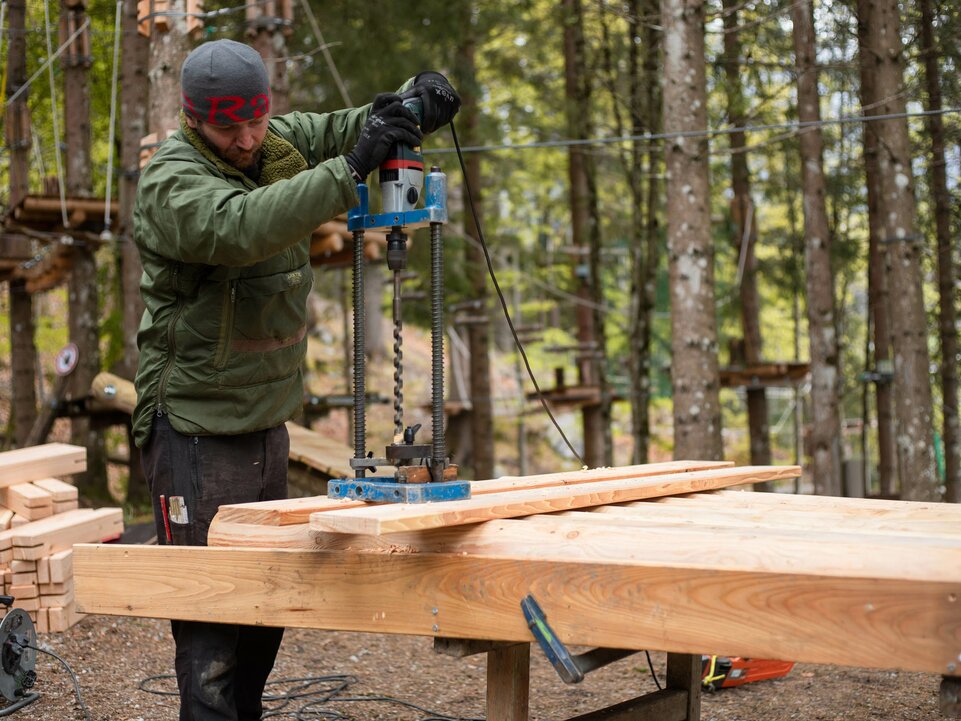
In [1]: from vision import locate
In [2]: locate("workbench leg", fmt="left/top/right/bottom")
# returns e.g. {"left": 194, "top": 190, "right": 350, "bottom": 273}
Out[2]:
{"left": 666, "top": 653, "right": 701, "bottom": 721}
{"left": 487, "top": 642, "right": 530, "bottom": 721}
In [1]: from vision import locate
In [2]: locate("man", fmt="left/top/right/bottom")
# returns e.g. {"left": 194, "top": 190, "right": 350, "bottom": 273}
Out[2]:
{"left": 131, "top": 39, "right": 460, "bottom": 721}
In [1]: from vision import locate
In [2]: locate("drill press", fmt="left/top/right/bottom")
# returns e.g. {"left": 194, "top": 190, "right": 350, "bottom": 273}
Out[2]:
{"left": 328, "top": 98, "right": 471, "bottom": 504}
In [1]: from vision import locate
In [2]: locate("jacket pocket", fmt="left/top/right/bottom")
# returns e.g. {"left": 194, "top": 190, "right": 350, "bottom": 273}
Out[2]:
{"left": 216, "top": 263, "right": 312, "bottom": 388}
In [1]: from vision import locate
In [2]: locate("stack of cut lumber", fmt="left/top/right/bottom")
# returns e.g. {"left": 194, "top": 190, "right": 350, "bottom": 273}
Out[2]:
{"left": 0, "top": 443, "right": 124, "bottom": 632}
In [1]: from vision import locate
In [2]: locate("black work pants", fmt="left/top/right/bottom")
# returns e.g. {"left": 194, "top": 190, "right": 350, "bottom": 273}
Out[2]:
{"left": 142, "top": 414, "right": 289, "bottom": 721}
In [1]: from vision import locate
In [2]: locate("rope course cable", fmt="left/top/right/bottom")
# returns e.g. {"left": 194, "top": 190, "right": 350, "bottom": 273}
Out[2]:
{"left": 426, "top": 106, "right": 961, "bottom": 156}
{"left": 297, "top": 0, "right": 351, "bottom": 107}
{"left": 41, "top": 0, "right": 68, "bottom": 229}
{"left": 4, "top": 17, "right": 89, "bottom": 107}
{"left": 0, "top": 1, "right": 7, "bottom": 80}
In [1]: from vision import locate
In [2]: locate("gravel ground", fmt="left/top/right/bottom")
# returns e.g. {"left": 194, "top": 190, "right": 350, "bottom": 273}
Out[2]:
{"left": 18, "top": 614, "right": 944, "bottom": 720}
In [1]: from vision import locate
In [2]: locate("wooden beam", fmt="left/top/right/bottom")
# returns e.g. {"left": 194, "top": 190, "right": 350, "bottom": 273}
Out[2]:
{"left": 216, "top": 460, "right": 734, "bottom": 526}
{"left": 308, "top": 465, "right": 800, "bottom": 535}
{"left": 657, "top": 489, "right": 961, "bottom": 516}
{"left": 12, "top": 508, "right": 122, "bottom": 560}
{"left": 0, "top": 443, "right": 86, "bottom": 486}
{"left": 209, "top": 513, "right": 961, "bottom": 582}
{"left": 591, "top": 500, "right": 961, "bottom": 538}
{"left": 73, "top": 543, "right": 961, "bottom": 675}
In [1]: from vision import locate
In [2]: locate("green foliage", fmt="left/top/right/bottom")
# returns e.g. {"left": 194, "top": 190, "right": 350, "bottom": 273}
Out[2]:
{"left": 2, "top": 0, "right": 958, "bottom": 469}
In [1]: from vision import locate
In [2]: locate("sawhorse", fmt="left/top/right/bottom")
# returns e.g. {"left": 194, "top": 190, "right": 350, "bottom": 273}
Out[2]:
{"left": 435, "top": 639, "right": 701, "bottom": 721}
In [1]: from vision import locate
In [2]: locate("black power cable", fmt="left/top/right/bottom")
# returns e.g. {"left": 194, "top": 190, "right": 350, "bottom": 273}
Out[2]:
{"left": 26, "top": 644, "right": 92, "bottom": 721}
{"left": 448, "top": 122, "right": 586, "bottom": 468}
{"left": 140, "top": 672, "right": 485, "bottom": 721}
{"left": 450, "top": 121, "right": 668, "bottom": 692}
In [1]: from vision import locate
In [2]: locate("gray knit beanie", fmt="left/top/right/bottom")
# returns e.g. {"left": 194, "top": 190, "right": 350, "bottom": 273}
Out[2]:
{"left": 181, "top": 39, "right": 270, "bottom": 125}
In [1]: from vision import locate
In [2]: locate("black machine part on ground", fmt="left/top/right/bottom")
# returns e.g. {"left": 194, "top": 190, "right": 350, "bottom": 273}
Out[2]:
{"left": 0, "top": 600, "right": 39, "bottom": 716}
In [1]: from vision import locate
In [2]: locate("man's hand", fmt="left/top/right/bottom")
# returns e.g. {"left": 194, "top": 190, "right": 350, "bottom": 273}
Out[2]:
{"left": 401, "top": 71, "right": 461, "bottom": 134}
{"left": 346, "top": 93, "right": 423, "bottom": 181}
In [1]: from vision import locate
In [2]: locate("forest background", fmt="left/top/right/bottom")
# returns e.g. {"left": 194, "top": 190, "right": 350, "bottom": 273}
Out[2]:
{"left": 0, "top": 0, "right": 959, "bottom": 510}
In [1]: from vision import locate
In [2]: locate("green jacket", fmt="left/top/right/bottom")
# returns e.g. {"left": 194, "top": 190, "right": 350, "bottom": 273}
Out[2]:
{"left": 132, "top": 107, "right": 367, "bottom": 447}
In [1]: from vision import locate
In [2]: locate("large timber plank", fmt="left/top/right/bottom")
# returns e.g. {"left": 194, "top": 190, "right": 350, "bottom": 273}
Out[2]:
{"left": 0, "top": 443, "right": 86, "bottom": 486}
{"left": 656, "top": 489, "right": 961, "bottom": 518}
{"left": 309, "top": 465, "right": 801, "bottom": 535}
{"left": 590, "top": 501, "right": 961, "bottom": 538}
{"left": 215, "top": 460, "right": 734, "bottom": 526}
{"left": 209, "top": 513, "right": 961, "bottom": 582}
{"left": 12, "top": 508, "right": 123, "bottom": 560}
{"left": 74, "top": 543, "right": 961, "bottom": 675}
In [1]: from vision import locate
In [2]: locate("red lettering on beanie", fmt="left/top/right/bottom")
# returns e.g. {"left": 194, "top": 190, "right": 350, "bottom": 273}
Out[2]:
{"left": 207, "top": 96, "right": 245, "bottom": 123}
{"left": 251, "top": 94, "right": 270, "bottom": 118}
{"left": 182, "top": 94, "right": 198, "bottom": 117}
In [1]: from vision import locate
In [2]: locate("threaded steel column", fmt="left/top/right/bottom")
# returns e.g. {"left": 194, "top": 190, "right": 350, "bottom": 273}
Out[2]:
{"left": 352, "top": 229, "right": 366, "bottom": 477}
{"left": 430, "top": 222, "right": 446, "bottom": 481}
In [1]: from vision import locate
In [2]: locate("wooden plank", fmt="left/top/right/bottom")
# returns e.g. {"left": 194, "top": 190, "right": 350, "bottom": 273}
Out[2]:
{"left": 47, "top": 601, "right": 82, "bottom": 633}
{"left": 0, "top": 483, "right": 54, "bottom": 520}
{"left": 0, "top": 444, "right": 86, "bottom": 486}
{"left": 309, "top": 466, "right": 801, "bottom": 535}
{"left": 9, "top": 582, "right": 38, "bottom": 599}
{"left": 487, "top": 643, "right": 530, "bottom": 721}
{"left": 212, "top": 514, "right": 961, "bottom": 582}
{"left": 40, "top": 587, "right": 74, "bottom": 608}
{"left": 37, "top": 557, "right": 50, "bottom": 584}
{"left": 0, "top": 510, "right": 14, "bottom": 531}
{"left": 73, "top": 543, "right": 961, "bottom": 675}
{"left": 590, "top": 501, "right": 961, "bottom": 538}
{"left": 567, "top": 689, "right": 687, "bottom": 721}
{"left": 53, "top": 499, "right": 80, "bottom": 514}
{"left": 216, "top": 460, "right": 734, "bottom": 527}
{"left": 11, "top": 508, "right": 123, "bottom": 560}
{"left": 31, "top": 478, "right": 78, "bottom": 503}
{"left": 285, "top": 422, "right": 353, "bottom": 479}
{"left": 655, "top": 489, "right": 961, "bottom": 518}
{"left": 48, "top": 548, "right": 73, "bottom": 584}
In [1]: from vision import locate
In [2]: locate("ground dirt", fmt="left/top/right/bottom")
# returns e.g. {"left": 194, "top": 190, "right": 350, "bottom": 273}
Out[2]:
{"left": 19, "top": 613, "right": 945, "bottom": 720}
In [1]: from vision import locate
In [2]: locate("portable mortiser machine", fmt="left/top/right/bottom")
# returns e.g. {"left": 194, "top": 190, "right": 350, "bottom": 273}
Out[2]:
{"left": 327, "top": 97, "right": 471, "bottom": 504}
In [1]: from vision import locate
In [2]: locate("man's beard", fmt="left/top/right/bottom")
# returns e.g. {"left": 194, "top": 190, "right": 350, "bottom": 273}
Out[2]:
{"left": 196, "top": 124, "right": 262, "bottom": 173}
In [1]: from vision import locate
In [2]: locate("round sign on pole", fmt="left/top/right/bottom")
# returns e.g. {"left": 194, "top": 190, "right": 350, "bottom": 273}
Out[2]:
{"left": 54, "top": 343, "right": 80, "bottom": 376}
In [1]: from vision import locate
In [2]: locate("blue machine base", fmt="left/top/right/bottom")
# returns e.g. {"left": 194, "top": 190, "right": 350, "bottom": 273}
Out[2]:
{"left": 328, "top": 477, "right": 472, "bottom": 503}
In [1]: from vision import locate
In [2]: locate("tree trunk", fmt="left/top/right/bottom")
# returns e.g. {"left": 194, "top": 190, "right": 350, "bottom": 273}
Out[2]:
{"left": 5, "top": 0, "right": 37, "bottom": 447}
{"left": 722, "top": 0, "right": 771, "bottom": 477}
{"left": 856, "top": 0, "right": 897, "bottom": 497}
{"left": 790, "top": 0, "right": 843, "bottom": 496}
{"left": 249, "top": 6, "right": 291, "bottom": 115}
{"left": 457, "top": 10, "right": 495, "bottom": 480}
{"left": 148, "top": 0, "right": 193, "bottom": 135}
{"left": 862, "top": 0, "right": 938, "bottom": 501}
{"left": 63, "top": 0, "right": 107, "bottom": 495}
{"left": 564, "top": 0, "right": 606, "bottom": 467}
{"left": 117, "top": 0, "right": 150, "bottom": 505}
{"left": 661, "top": 0, "right": 723, "bottom": 461}
{"left": 918, "top": 0, "right": 959, "bottom": 502}
{"left": 117, "top": 0, "right": 149, "bottom": 381}
{"left": 628, "top": 0, "right": 661, "bottom": 465}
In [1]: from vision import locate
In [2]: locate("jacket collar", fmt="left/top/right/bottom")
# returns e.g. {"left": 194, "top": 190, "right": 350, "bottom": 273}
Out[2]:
{"left": 179, "top": 110, "right": 307, "bottom": 186}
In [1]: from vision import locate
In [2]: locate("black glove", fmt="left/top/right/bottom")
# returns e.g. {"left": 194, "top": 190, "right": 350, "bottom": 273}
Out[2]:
{"left": 345, "top": 93, "right": 423, "bottom": 181}
{"left": 400, "top": 71, "right": 461, "bottom": 134}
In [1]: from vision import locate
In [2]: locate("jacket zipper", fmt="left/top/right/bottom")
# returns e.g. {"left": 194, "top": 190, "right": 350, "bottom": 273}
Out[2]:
{"left": 156, "top": 268, "right": 186, "bottom": 416}
{"left": 214, "top": 282, "right": 237, "bottom": 370}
